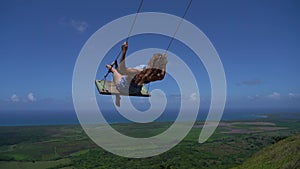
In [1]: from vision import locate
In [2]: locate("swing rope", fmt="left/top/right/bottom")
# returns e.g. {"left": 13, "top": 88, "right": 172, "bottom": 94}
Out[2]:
{"left": 164, "top": 0, "right": 193, "bottom": 55}
{"left": 101, "top": 0, "right": 144, "bottom": 90}
{"left": 105, "top": 0, "right": 192, "bottom": 73}
{"left": 101, "top": 0, "right": 193, "bottom": 93}
{"left": 114, "top": 0, "right": 144, "bottom": 62}
{"left": 126, "top": 0, "right": 144, "bottom": 41}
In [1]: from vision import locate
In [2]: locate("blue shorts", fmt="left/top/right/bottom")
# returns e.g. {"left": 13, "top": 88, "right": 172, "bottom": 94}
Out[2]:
{"left": 117, "top": 75, "right": 142, "bottom": 94}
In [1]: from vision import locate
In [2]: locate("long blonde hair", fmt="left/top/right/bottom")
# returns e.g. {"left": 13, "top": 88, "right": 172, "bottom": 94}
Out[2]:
{"left": 133, "top": 53, "right": 167, "bottom": 85}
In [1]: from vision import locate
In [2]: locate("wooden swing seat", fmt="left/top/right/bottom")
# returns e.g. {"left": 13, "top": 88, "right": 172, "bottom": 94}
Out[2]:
{"left": 95, "top": 80, "right": 150, "bottom": 97}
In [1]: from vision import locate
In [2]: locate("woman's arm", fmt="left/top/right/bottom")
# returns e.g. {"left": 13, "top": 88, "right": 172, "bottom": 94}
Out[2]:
{"left": 118, "top": 41, "right": 128, "bottom": 75}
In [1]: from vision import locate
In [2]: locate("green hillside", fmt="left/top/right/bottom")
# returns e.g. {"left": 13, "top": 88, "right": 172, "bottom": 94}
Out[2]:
{"left": 233, "top": 133, "right": 300, "bottom": 169}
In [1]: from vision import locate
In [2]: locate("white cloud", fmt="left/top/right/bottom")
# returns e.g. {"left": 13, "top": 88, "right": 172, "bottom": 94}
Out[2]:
{"left": 267, "top": 92, "right": 280, "bottom": 100}
{"left": 189, "top": 92, "right": 198, "bottom": 101}
{"left": 27, "top": 92, "right": 37, "bottom": 102}
{"left": 10, "top": 94, "right": 20, "bottom": 102}
{"left": 288, "top": 92, "right": 300, "bottom": 98}
{"left": 58, "top": 17, "right": 88, "bottom": 33}
{"left": 70, "top": 19, "right": 88, "bottom": 32}
{"left": 248, "top": 92, "right": 300, "bottom": 101}
{"left": 248, "top": 94, "right": 261, "bottom": 100}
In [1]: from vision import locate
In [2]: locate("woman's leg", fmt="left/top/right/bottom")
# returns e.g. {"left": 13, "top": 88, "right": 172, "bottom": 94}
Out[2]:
{"left": 119, "top": 53, "right": 141, "bottom": 76}
{"left": 106, "top": 65, "right": 122, "bottom": 86}
{"left": 125, "top": 68, "right": 142, "bottom": 75}
{"left": 118, "top": 42, "right": 128, "bottom": 74}
{"left": 106, "top": 64, "right": 122, "bottom": 107}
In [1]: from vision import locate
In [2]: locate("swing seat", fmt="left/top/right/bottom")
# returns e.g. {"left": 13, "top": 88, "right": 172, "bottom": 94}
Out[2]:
{"left": 95, "top": 80, "right": 150, "bottom": 97}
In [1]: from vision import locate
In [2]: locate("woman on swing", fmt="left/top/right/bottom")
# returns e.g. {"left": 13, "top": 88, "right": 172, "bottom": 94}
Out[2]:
{"left": 106, "top": 41, "right": 167, "bottom": 106}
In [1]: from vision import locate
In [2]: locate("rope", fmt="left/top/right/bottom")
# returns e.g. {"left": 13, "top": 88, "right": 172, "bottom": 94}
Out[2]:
{"left": 164, "top": 0, "right": 193, "bottom": 54}
{"left": 103, "top": 0, "right": 144, "bottom": 80}
{"left": 114, "top": 0, "right": 144, "bottom": 62}
{"left": 126, "top": 0, "right": 144, "bottom": 41}
{"left": 102, "top": 0, "right": 193, "bottom": 93}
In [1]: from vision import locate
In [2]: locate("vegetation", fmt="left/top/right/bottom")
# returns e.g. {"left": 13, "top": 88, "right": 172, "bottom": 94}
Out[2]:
{"left": 0, "top": 113, "right": 299, "bottom": 169}
{"left": 233, "top": 133, "right": 300, "bottom": 169}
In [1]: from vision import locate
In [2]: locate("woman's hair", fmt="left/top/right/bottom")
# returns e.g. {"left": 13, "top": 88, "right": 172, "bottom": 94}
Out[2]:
{"left": 132, "top": 53, "right": 167, "bottom": 85}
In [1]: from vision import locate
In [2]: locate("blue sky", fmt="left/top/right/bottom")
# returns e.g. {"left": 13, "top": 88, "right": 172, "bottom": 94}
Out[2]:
{"left": 1, "top": 0, "right": 300, "bottom": 112}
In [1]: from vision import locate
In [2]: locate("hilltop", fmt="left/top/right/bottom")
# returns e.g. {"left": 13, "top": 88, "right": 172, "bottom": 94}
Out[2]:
{"left": 233, "top": 133, "right": 300, "bottom": 169}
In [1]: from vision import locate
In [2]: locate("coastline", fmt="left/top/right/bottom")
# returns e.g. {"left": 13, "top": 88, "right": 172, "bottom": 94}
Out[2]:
{"left": 0, "top": 110, "right": 299, "bottom": 127}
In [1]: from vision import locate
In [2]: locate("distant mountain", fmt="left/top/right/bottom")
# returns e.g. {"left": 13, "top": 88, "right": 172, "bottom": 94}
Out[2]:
{"left": 232, "top": 133, "right": 300, "bottom": 169}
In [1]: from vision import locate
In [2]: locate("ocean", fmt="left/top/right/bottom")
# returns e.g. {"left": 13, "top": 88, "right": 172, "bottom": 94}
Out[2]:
{"left": 0, "top": 108, "right": 299, "bottom": 126}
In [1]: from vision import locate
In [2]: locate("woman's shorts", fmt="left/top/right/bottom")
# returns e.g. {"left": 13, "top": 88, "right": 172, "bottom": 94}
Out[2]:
{"left": 117, "top": 75, "right": 142, "bottom": 94}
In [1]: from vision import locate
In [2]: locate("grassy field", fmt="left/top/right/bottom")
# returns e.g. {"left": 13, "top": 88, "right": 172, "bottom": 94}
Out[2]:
{"left": 0, "top": 113, "right": 299, "bottom": 169}
{"left": 0, "top": 158, "right": 71, "bottom": 169}
{"left": 233, "top": 133, "right": 300, "bottom": 169}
